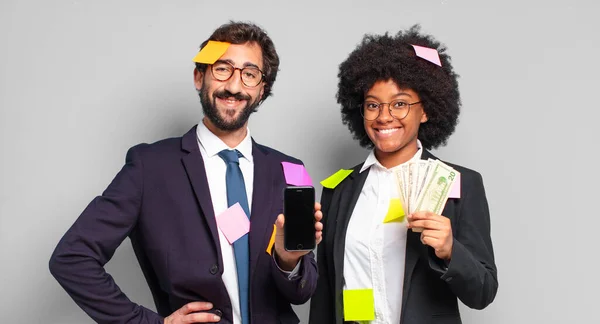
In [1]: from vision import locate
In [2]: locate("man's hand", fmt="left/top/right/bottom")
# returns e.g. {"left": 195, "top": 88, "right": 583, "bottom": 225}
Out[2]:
{"left": 164, "top": 302, "right": 220, "bottom": 324}
{"left": 407, "top": 211, "right": 453, "bottom": 260}
{"left": 273, "top": 202, "right": 323, "bottom": 271}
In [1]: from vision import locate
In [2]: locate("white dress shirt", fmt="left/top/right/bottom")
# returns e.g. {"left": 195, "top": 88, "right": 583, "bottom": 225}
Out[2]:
{"left": 343, "top": 141, "right": 423, "bottom": 324}
{"left": 196, "top": 120, "right": 254, "bottom": 324}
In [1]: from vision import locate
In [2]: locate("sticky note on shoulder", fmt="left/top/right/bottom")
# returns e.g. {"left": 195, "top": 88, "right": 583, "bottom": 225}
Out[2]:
{"left": 281, "top": 162, "right": 313, "bottom": 186}
{"left": 343, "top": 289, "right": 375, "bottom": 321}
{"left": 383, "top": 198, "right": 405, "bottom": 223}
{"left": 320, "top": 169, "right": 353, "bottom": 189}
{"left": 192, "top": 41, "right": 230, "bottom": 64}
{"left": 411, "top": 44, "right": 442, "bottom": 67}
{"left": 216, "top": 203, "right": 250, "bottom": 244}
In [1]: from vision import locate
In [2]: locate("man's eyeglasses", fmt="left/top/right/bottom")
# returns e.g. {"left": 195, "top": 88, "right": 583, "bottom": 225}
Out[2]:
{"left": 361, "top": 100, "right": 422, "bottom": 121}
{"left": 210, "top": 61, "right": 265, "bottom": 87}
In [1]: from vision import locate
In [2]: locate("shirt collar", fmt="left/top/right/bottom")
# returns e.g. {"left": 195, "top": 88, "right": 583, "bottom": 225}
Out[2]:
{"left": 196, "top": 119, "right": 254, "bottom": 163}
{"left": 359, "top": 139, "right": 423, "bottom": 173}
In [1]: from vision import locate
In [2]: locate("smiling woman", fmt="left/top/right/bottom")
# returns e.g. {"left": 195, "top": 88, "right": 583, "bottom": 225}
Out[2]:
{"left": 309, "top": 25, "right": 498, "bottom": 324}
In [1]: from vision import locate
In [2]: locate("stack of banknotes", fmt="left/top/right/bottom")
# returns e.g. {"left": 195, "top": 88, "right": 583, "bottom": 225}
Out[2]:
{"left": 395, "top": 159, "right": 460, "bottom": 232}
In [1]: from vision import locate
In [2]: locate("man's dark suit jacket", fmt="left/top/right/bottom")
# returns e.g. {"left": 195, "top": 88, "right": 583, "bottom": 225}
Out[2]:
{"left": 309, "top": 150, "right": 498, "bottom": 324}
{"left": 49, "top": 126, "right": 317, "bottom": 324}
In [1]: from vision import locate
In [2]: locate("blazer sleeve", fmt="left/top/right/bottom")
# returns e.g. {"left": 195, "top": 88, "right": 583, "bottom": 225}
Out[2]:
{"left": 308, "top": 188, "right": 335, "bottom": 324}
{"left": 270, "top": 251, "right": 318, "bottom": 305}
{"left": 429, "top": 171, "right": 498, "bottom": 310}
{"left": 49, "top": 145, "right": 163, "bottom": 324}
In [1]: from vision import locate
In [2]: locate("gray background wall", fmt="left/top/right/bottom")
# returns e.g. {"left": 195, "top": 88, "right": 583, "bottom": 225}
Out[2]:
{"left": 1, "top": 0, "right": 598, "bottom": 323}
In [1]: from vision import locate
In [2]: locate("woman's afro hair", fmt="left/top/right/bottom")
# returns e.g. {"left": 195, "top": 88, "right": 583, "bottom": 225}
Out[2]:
{"left": 337, "top": 24, "right": 461, "bottom": 150}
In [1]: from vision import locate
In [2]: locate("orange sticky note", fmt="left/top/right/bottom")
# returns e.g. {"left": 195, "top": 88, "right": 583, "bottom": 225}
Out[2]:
{"left": 266, "top": 224, "right": 276, "bottom": 255}
{"left": 383, "top": 198, "right": 405, "bottom": 223}
{"left": 192, "top": 41, "right": 230, "bottom": 64}
{"left": 343, "top": 289, "right": 375, "bottom": 321}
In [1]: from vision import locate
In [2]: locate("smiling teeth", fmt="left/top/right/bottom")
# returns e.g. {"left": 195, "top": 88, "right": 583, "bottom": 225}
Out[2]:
{"left": 379, "top": 128, "right": 398, "bottom": 134}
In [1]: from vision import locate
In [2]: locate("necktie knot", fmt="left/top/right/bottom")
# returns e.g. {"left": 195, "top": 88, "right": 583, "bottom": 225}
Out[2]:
{"left": 218, "top": 149, "right": 242, "bottom": 164}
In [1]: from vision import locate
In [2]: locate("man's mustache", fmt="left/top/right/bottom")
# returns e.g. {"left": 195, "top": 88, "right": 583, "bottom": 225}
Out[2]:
{"left": 214, "top": 90, "right": 251, "bottom": 101}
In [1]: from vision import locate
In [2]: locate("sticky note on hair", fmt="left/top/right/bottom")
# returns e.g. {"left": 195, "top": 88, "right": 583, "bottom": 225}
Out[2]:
{"left": 343, "top": 289, "right": 375, "bottom": 321}
{"left": 411, "top": 44, "right": 442, "bottom": 67}
{"left": 216, "top": 203, "right": 249, "bottom": 244}
{"left": 448, "top": 172, "right": 461, "bottom": 198}
{"left": 266, "top": 224, "right": 276, "bottom": 255}
{"left": 320, "top": 169, "right": 353, "bottom": 189}
{"left": 192, "top": 41, "right": 230, "bottom": 64}
{"left": 281, "top": 162, "right": 313, "bottom": 186}
{"left": 383, "top": 198, "right": 405, "bottom": 223}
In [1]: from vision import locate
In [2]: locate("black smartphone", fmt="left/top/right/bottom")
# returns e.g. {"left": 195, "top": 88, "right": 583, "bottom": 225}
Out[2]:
{"left": 283, "top": 186, "right": 316, "bottom": 251}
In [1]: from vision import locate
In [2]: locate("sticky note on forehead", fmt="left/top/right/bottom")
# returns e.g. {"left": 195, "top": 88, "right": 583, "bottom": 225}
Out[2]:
{"left": 411, "top": 44, "right": 442, "bottom": 67}
{"left": 192, "top": 41, "right": 230, "bottom": 64}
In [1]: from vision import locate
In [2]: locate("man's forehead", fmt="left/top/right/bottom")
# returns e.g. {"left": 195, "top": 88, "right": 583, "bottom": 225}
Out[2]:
{"left": 218, "top": 42, "right": 263, "bottom": 68}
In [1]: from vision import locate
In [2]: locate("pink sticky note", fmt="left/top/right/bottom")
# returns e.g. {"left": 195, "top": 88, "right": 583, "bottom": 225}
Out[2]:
{"left": 281, "top": 162, "right": 313, "bottom": 186}
{"left": 448, "top": 173, "right": 461, "bottom": 199}
{"left": 216, "top": 203, "right": 250, "bottom": 244}
{"left": 411, "top": 44, "right": 442, "bottom": 67}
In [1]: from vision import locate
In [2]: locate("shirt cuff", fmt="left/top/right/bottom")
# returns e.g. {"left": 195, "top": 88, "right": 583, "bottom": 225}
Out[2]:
{"left": 272, "top": 252, "right": 302, "bottom": 280}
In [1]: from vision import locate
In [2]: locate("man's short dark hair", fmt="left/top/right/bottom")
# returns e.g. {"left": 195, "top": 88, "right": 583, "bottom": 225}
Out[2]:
{"left": 337, "top": 24, "right": 461, "bottom": 150}
{"left": 195, "top": 21, "right": 280, "bottom": 100}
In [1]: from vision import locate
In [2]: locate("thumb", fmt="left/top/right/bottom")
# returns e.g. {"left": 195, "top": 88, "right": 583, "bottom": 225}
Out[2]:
{"left": 276, "top": 214, "right": 285, "bottom": 229}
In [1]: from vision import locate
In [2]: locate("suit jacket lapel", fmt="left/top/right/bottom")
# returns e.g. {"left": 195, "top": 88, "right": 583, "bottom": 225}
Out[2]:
{"left": 332, "top": 164, "right": 370, "bottom": 317}
{"left": 180, "top": 126, "right": 223, "bottom": 269}
{"left": 248, "top": 140, "right": 274, "bottom": 278}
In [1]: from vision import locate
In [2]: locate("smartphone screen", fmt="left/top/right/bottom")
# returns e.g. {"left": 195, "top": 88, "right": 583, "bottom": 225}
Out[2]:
{"left": 283, "top": 186, "right": 316, "bottom": 251}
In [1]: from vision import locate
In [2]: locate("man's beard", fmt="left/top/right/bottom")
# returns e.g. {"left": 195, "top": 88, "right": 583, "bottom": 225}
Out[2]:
{"left": 199, "top": 85, "right": 261, "bottom": 131}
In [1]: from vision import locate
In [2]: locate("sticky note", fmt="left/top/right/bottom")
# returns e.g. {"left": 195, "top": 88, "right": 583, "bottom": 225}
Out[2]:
{"left": 411, "top": 44, "right": 442, "bottom": 67}
{"left": 448, "top": 172, "right": 461, "bottom": 198}
{"left": 266, "top": 224, "right": 276, "bottom": 255}
{"left": 216, "top": 203, "right": 250, "bottom": 244}
{"left": 192, "top": 41, "right": 230, "bottom": 64}
{"left": 281, "top": 162, "right": 313, "bottom": 186}
{"left": 383, "top": 198, "right": 405, "bottom": 223}
{"left": 320, "top": 169, "right": 353, "bottom": 189}
{"left": 343, "top": 289, "right": 375, "bottom": 321}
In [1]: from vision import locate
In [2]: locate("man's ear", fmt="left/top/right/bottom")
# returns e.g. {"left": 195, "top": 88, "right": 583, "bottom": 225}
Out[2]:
{"left": 193, "top": 68, "right": 203, "bottom": 91}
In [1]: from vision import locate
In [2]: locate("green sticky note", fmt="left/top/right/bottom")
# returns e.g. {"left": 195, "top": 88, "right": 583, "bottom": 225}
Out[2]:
{"left": 343, "top": 289, "right": 375, "bottom": 321}
{"left": 320, "top": 169, "right": 353, "bottom": 189}
{"left": 383, "top": 198, "right": 405, "bottom": 223}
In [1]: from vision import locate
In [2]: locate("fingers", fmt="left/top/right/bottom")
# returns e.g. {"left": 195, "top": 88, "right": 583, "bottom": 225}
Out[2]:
{"left": 314, "top": 209, "right": 323, "bottom": 221}
{"left": 183, "top": 312, "right": 221, "bottom": 323}
{"left": 167, "top": 302, "right": 220, "bottom": 324}
{"left": 314, "top": 202, "right": 322, "bottom": 211}
{"left": 407, "top": 219, "right": 444, "bottom": 230}
{"left": 179, "top": 302, "right": 213, "bottom": 315}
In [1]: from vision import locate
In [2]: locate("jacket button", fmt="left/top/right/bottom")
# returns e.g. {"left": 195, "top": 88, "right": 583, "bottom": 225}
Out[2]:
{"left": 210, "top": 264, "right": 219, "bottom": 275}
{"left": 214, "top": 309, "right": 223, "bottom": 317}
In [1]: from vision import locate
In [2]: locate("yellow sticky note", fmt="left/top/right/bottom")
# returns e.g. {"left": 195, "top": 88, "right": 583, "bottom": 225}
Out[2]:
{"left": 266, "top": 224, "right": 276, "bottom": 255}
{"left": 383, "top": 198, "right": 405, "bottom": 223}
{"left": 320, "top": 169, "right": 353, "bottom": 189}
{"left": 192, "top": 41, "right": 230, "bottom": 64}
{"left": 343, "top": 289, "right": 375, "bottom": 321}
